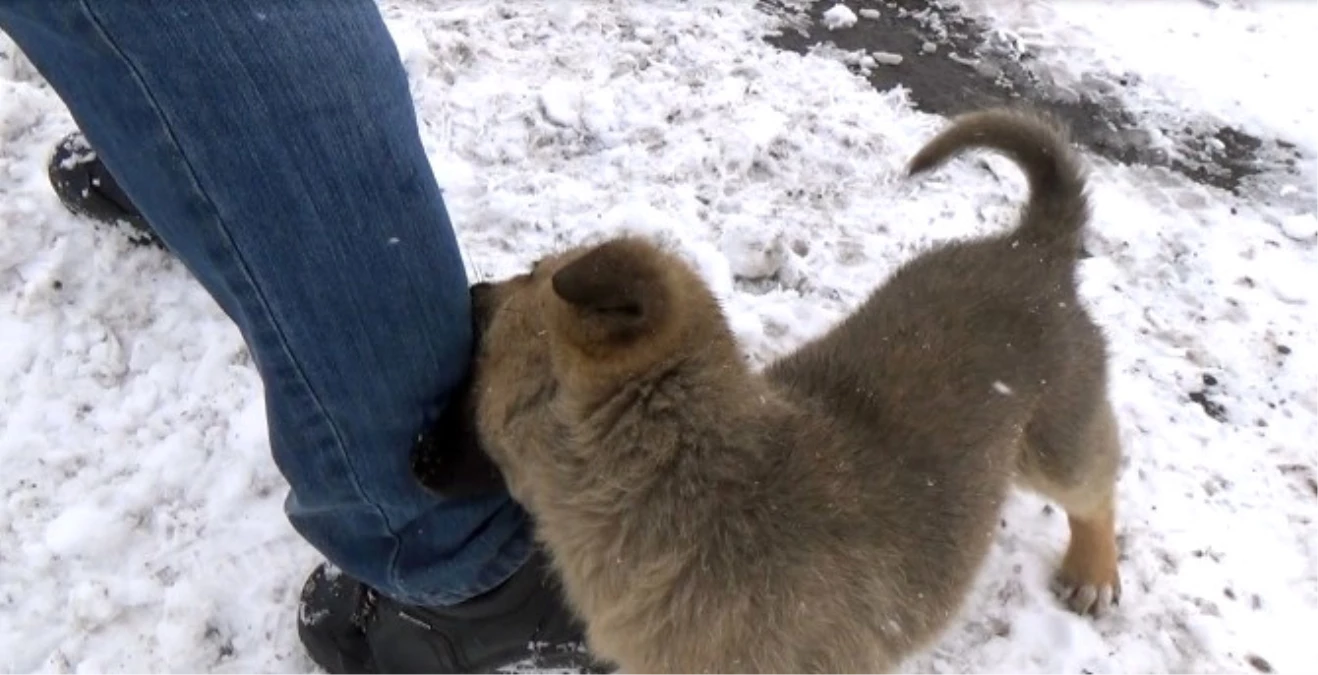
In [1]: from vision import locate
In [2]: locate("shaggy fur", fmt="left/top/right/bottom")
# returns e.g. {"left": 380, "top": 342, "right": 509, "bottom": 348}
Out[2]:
{"left": 461, "top": 107, "right": 1123, "bottom": 673}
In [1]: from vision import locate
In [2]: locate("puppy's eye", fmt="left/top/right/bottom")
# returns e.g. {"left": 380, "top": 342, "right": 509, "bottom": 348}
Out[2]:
{"left": 530, "top": 260, "right": 543, "bottom": 275}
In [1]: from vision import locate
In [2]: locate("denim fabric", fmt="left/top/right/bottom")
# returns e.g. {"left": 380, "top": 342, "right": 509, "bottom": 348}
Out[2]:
{"left": 0, "top": 0, "right": 530, "bottom": 605}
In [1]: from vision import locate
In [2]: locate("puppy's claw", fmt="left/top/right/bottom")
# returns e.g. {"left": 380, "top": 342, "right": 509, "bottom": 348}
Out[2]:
{"left": 1053, "top": 573, "right": 1121, "bottom": 617}
{"left": 1054, "top": 509, "right": 1122, "bottom": 619}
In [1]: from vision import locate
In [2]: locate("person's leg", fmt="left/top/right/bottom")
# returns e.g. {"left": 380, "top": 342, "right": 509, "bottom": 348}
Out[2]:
{"left": 0, "top": 1, "right": 594, "bottom": 672}
{"left": 0, "top": 2, "right": 606, "bottom": 672}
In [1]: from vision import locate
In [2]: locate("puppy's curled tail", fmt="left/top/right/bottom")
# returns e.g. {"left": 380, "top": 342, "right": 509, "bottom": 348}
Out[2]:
{"left": 907, "top": 107, "right": 1090, "bottom": 256}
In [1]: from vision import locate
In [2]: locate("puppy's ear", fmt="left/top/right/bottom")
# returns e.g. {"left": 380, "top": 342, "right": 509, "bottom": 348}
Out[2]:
{"left": 549, "top": 237, "right": 672, "bottom": 352}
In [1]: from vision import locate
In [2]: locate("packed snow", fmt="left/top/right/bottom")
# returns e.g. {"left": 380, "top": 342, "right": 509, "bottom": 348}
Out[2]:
{"left": 2, "top": 0, "right": 1315, "bottom": 673}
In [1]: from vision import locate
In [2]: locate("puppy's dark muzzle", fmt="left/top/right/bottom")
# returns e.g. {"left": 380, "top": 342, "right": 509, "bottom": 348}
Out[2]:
{"left": 469, "top": 281, "right": 496, "bottom": 340}
{"left": 407, "top": 280, "right": 507, "bottom": 500}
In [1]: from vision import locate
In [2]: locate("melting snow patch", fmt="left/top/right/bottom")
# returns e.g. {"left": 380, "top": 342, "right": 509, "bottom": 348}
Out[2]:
{"left": 822, "top": 4, "right": 859, "bottom": 30}
{"left": 873, "top": 51, "right": 905, "bottom": 66}
{"left": 1280, "top": 213, "right": 1317, "bottom": 241}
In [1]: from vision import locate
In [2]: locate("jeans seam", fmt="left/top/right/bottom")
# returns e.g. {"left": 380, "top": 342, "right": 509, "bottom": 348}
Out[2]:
{"left": 75, "top": 0, "right": 400, "bottom": 546}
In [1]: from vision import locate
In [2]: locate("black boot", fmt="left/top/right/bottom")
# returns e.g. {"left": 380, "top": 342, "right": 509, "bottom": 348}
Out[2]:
{"left": 297, "top": 550, "right": 609, "bottom": 674}
{"left": 47, "top": 131, "right": 164, "bottom": 248}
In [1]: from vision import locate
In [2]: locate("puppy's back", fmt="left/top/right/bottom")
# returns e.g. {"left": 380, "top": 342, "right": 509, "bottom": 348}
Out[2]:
{"left": 773, "top": 107, "right": 1094, "bottom": 426}
{"left": 759, "top": 110, "right": 1102, "bottom": 648}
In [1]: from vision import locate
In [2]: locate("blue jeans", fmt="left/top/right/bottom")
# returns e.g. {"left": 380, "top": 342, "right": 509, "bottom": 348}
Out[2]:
{"left": 0, "top": 0, "right": 530, "bottom": 606}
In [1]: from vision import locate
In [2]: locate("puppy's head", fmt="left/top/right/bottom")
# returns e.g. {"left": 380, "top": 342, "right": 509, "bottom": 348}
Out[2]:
{"left": 468, "top": 236, "right": 734, "bottom": 501}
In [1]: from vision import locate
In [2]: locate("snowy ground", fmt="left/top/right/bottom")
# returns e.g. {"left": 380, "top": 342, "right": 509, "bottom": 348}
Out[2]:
{"left": 2, "top": 0, "right": 1315, "bottom": 672}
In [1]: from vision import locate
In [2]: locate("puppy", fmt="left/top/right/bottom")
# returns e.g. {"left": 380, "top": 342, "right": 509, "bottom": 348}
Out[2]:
{"left": 463, "top": 107, "right": 1122, "bottom": 673}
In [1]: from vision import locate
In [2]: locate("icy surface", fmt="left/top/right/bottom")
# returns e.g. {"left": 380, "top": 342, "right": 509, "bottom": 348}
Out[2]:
{"left": 1, "top": 0, "right": 1315, "bottom": 672}
{"left": 946, "top": 0, "right": 1318, "bottom": 147}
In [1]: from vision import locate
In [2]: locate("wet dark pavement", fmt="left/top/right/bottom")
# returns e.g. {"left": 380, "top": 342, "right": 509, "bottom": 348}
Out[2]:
{"left": 757, "top": 0, "right": 1311, "bottom": 203}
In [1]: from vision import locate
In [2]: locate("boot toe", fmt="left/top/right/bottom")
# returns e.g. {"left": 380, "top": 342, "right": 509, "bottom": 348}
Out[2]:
{"left": 297, "top": 563, "right": 377, "bottom": 674}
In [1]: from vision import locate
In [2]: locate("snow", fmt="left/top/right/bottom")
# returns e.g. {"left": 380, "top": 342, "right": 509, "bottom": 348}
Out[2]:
{"left": 2, "top": 0, "right": 1315, "bottom": 673}
{"left": 719, "top": 215, "right": 791, "bottom": 281}
{"left": 1280, "top": 213, "right": 1317, "bottom": 242}
{"left": 822, "top": 4, "right": 859, "bottom": 30}
{"left": 872, "top": 51, "right": 904, "bottom": 66}
{"left": 537, "top": 78, "right": 583, "bottom": 129}
{"left": 945, "top": 0, "right": 1318, "bottom": 151}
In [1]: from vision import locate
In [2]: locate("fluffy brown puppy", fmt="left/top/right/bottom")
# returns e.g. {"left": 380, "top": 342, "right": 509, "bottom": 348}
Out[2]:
{"left": 465, "top": 107, "right": 1123, "bottom": 673}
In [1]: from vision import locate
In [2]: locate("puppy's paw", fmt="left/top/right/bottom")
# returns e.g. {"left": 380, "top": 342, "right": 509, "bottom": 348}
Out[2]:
{"left": 1051, "top": 505, "right": 1123, "bottom": 617}
{"left": 1052, "top": 546, "right": 1122, "bottom": 617}
{"left": 1052, "top": 570, "right": 1121, "bottom": 617}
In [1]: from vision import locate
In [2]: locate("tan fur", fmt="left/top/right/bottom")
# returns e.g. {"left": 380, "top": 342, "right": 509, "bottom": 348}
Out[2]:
{"left": 466, "top": 107, "right": 1123, "bottom": 673}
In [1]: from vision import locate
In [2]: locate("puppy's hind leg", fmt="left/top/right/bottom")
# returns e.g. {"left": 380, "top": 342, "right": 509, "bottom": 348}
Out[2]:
{"left": 1016, "top": 392, "right": 1124, "bottom": 617}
